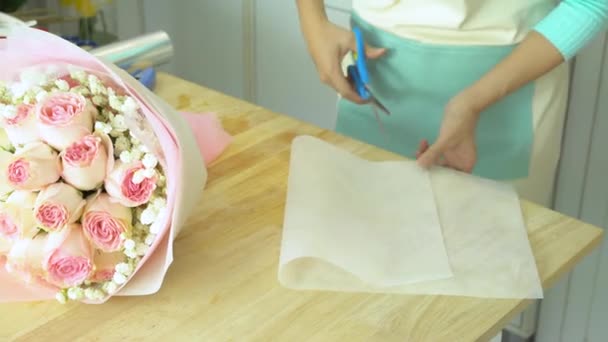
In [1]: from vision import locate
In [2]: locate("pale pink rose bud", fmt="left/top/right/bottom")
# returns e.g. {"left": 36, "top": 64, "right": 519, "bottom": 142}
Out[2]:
{"left": 44, "top": 223, "right": 94, "bottom": 288}
{"left": 6, "top": 233, "right": 56, "bottom": 288}
{"left": 36, "top": 92, "right": 97, "bottom": 150}
{"left": 34, "top": 183, "right": 85, "bottom": 232}
{"left": 60, "top": 132, "right": 113, "bottom": 191}
{"left": 1, "top": 142, "right": 61, "bottom": 191}
{"left": 82, "top": 193, "right": 132, "bottom": 252}
{"left": 89, "top": 251, "right": 125, "bottom": 283}
{"left": 104, "top": 161, "right": 157, "bottom": 207}
{"left": 2, "top": 104, "right": 40, "bottom": 146}
{"left": 0, "top": 202, "right": 38, "bottom": 254}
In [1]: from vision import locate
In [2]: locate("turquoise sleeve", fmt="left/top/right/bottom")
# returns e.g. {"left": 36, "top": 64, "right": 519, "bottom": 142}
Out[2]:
{"left": 534, "top": 0, "right": 608, "bottom": 60}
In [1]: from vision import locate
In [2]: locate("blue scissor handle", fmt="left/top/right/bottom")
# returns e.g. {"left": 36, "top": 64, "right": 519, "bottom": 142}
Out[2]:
{"left": 347, "top": 64, "right": 368, "bottom": 100}
{"left": 353, "top": 27, "right": 370, "bottom": 86}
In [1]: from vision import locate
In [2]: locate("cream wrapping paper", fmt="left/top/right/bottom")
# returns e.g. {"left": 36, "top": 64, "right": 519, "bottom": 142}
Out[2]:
{"left": 278, "top": 136, "right": 543, "bottom": 299}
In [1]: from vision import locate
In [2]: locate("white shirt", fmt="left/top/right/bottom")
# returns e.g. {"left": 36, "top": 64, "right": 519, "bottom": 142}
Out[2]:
{"left": 353, "top": 0, "right": 557, "bottom": 45}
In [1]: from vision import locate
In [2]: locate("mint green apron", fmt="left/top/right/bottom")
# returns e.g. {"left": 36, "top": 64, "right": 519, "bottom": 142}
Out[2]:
{"left": 336, "top": 13, "right": 535, "bottom": 180}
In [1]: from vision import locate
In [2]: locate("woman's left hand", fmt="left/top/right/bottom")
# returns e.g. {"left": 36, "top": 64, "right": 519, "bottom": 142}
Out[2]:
{"left": 415, "top": 93, "right": 481, "bottom": 173}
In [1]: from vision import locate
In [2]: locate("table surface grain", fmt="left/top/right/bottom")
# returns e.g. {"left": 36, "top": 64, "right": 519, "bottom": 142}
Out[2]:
{"left": 1, "top": 73, "right": 603, "bottom": 342}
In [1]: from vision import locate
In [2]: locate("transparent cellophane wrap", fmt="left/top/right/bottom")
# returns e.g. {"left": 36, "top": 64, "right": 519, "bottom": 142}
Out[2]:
{"left": 0, "top": 27, "right": 213, "bottom": 303}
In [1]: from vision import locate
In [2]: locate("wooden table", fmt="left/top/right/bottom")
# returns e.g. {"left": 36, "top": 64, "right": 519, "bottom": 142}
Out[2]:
{"left": 1, "top": 74, "right": 603, "bottom": 342}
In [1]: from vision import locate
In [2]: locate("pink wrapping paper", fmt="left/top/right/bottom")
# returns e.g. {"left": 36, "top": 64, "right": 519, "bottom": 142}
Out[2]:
{"left": 0, "top": 28, "right": 231, "bottom": 302}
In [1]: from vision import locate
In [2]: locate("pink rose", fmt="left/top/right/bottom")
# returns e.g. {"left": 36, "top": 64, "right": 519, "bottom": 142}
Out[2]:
{"left": 34, "top": 183, "right": 85, "bottom": 232}
{"left": 60, "top": 132, "right": 113, "bottom": 191}
{"left": 104, "top": 161, "right": 157, "bottom": 207}
{"left": 0, "top": 202, "right": 37, "bottom": 241}
{"left": 1, "top": 142, "right": 61, "bottom": 191}
{"left": 44, "top": 223, "right": 94, "bottom": 288}
{"left": 82, "top": 193, "right": 132, "bottom": 252}
{"left": 5, "top": 234, "right": 54, "bottom": 288}
{"left": 90, "top": 251, "right": 124, "bottom": 283}
{"left": 0, "top": 198, "right": 37, "bottom": 255}
{"left": 2, "top": 104, "right": 40, "bottom": 146}
{"left": 36, "top": 92, "right": 97, "bottom": 150}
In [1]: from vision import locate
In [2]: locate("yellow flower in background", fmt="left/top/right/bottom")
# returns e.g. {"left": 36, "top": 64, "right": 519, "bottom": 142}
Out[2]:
{"left": 60, "top": 0, "right": 113, "bottom": 17}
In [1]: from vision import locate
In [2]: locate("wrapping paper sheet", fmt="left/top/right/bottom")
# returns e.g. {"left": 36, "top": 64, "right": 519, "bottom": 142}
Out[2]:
{"left": 280, "top": 136, "right": 453, "bottom": 289}
{"left": 279, "top": 136, "right": 543, "bottom": 299}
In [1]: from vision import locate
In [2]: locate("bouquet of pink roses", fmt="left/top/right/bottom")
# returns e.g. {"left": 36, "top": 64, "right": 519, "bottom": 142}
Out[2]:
{"left": 0, "top": 27, "right": 231, "bottom": 303}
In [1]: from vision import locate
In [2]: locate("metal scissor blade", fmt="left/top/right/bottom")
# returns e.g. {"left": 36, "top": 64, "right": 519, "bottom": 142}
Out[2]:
{"left": 364, "top": 84, "right": 390, "bottom": 115}
{"left": 372, "top": 97, "right": 390, "bottom": 115}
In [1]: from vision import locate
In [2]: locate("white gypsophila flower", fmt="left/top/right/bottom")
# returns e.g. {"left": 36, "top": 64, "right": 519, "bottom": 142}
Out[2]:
{"left": 140, "top": 207, "right": 157, "bottom": 225}
{"left": 135, "top": 242, "right": 149, "bottom": 256}
{"left": 70, "top": 85, "right": 91, "bottom": 97}
{"left": 10, "top": 82, "right": 28, "bottom": 100}
{"left": 130, "top": 135, "right": 140, "bottom": 145}
{"left": 149, "top": 220, "right": 162, "bottom": 235}
{"left": 121, "top": 96, "right": 138, "bottom": 115}
{"left": 84, "top": 288, "right": 96, "bottom": 300}
{"left": 108, "top": 94, "right": 123, "bottom": 111}
{"left": 111, "top": 114, "right": 128, "bottom": 132}
{"left": 55, "top": 291, "right": 67, "bottom": 304}
{"left": 152, "top": 197, "right": 167, "bottom": 211}
{"left": 130, "top": 148, "right": 143, "bottom": 161}
{"left": 0, "top": 104, "right": 17, "bottom": 119}
{"left": 68, "top": 65, "right": 84, "bottom": 78}
{"left": 142, "top": 153, "right": 158, "bottom": 169}
{"left": 88, "top": 75, "right": 105, "bottom": 95}
{"left": 67, "top": 287, "right": 84, "bottom": 300}
{"left": 94, "top": 121, "right": 112, "bottom": 134}
{"left": 114, "top": 136, "right": 131, "bottom": 156}
{"left": 93, "top": 289, "right": 106, "bottom": 300}
{"left": 22, "top": 94, "right": 33, "bottom": 105}
{"left": 138, "top": 144, "right": 149, "bottom": 153}
{"left": 125, "top": 249, "right": 138, "bottom": 259}
{"left": 112, "top": 272, "right": 128, "bottom": 285}
{"left": 103, "top": 281, "right": 119, "bottom": 294}
{"left": 132, "top": 169, "right": 146, "bottom": 185}
{"left": 124, "top": 239, "right": 136, "bottom": 251}
{"left": 35, "top": 90, "right": 49, "bottom": 103}
{"left": 92, "top": 95, "right": 107, "bottom": 106}
{"left": 144, "top": 233, "right": 156, "bottom": 246}
{"left": 55, "top": 79, "right": 70, "bottom": 91}
{"left": 119, "top": 150, "right": 133, "bottom": 163}
{"left": 115, "top": 262, "right": 132, "bottom": 275}
{"left": 142, "top": 168, "right": 156, "bottom": 180}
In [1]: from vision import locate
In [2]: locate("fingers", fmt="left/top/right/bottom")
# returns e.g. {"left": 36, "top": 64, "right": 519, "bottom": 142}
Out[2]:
{"left": 347, "top": 34, "right": 386, "bottom": 60}
{"left": 416, "top": 140, "right": 446, "bottom": 169}
{"left": 365, "top": 45, "right": 387, "bottom": 59}
{"left": 415, "top": 139, "right": 429, "bottom": 159}
{"left": 333, "top": 71, "right": 365, "bottom": 103}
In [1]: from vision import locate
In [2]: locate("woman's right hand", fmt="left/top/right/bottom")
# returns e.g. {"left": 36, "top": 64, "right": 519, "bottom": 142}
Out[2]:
{"left": 301, "top": 20, "right": 387, "bottom": 104}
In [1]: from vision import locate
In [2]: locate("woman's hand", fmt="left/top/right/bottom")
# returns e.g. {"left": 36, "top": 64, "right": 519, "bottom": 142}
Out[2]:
{"left": 416, "top": 93, "right": 481, "bottom": 173}
{"left": 415, "top": 30, "right": 565, "bottom": 173}
{"left": 296, "top": 0, "right": 386, "bottom": 103}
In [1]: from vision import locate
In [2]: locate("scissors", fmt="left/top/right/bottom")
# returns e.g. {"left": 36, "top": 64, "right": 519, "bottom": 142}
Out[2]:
{"left": 346, "top": 26, "right": 391, "bottom": 129}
